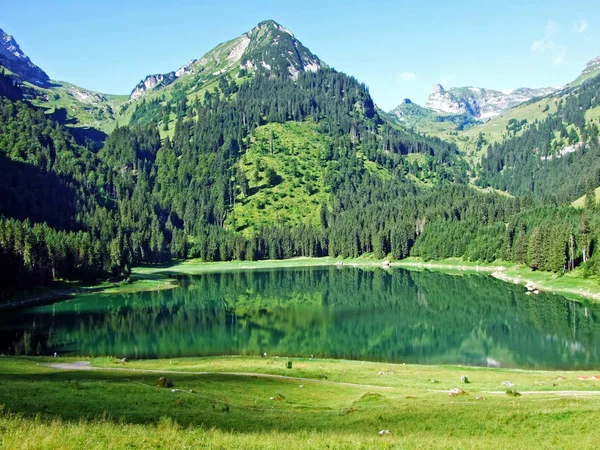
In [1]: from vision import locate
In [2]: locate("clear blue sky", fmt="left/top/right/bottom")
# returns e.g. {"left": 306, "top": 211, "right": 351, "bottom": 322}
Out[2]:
{"left": 2, "top": 0, "right": 598, "bottom": 110}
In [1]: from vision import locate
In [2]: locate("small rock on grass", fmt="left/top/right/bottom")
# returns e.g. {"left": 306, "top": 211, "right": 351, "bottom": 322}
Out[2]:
{"left": 379, "top": 429, "right": 391, "bottom": 436}
{"left": 449, "top": 388, "right": 467, "bottom": 396}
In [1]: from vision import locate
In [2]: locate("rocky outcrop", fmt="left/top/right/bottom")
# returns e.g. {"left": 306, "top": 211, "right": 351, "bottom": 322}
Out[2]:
{"left": 67, "top": 87, "right": 107, "bottom": 104}
{"left": 582, "top": 56, "right": 600, "bottom": 76}
{"left": 130, "top": 72, "right": 177, "bottom": 100}
{"left": 130, "top": 59, "right": 197, "bottom": 100}
{"left": 425, "top": 84, "right": 470, "bottom": 115}
{"left": 0, "top": 28, "right": 50, "bottom": 87}
{"left": 425, "top": 84, "right": 557, "bottom": 119}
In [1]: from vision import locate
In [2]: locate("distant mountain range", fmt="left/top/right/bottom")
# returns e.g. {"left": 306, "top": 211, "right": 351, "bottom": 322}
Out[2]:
{"left": 423, "top": 84, "right": 557, "bottom": 119}
{"left": 1, "top": 21, "right": 598, "bottom": 143}
{"left": 389, "top": 54, "right": 600, "bottom": 147}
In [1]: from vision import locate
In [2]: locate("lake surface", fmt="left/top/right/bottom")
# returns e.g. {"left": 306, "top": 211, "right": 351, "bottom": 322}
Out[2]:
{"left": 1, "top": 266, "right": 600, "bottom": 369}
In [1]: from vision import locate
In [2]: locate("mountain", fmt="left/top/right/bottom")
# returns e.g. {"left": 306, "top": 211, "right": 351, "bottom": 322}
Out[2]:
{"left": 0, "top": 28, "right": 50, "bottom": 86}
{"left": 389, "top": 55, "right": 600, "bottom": 172}
{"left": 424, "top": 84, "right": 557, "bottom": 119}
{"left": 1, "top": 19, "right": 472, "bottom": 293}
{"left": 0, "top": 27, "right": 126, "bottom": 138}
{"left": 129, "top": 20, "right": 325, "bottom": 101}
{"left": 570, "top": 55, "right": 600, "bottom": 86}
{"left": 1, "top": 19, "right": 599, "bottom": 297}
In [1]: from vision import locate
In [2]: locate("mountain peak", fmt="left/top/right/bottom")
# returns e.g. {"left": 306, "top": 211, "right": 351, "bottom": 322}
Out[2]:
{"left": 0, "top": 28, "right": 50, "bottom": 86}
{"left": 252, "top": 20, "right": 293, "bottom": 35}
{"left": 240, "top": 20, "right": 323, "bottom": 78}
{"left": 130, "top": 20, "right": 324, "bottom": 100}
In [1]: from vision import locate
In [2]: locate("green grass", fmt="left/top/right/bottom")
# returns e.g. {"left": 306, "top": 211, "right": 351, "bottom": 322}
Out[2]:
{"left": 585, "top": 104, "right": 600, "bottom": 124}
{"left": 572, "top": 187, "right": 600, "bottom": 208}
{"left": 569, "top": 68, "right": 600, "bottom": 87}
{"left": 230, "top": 121, "right": 331, "bottom": 234}
{"left": 2, "top": 355, "right": 600, "bottom": 448}
{"left": 26, "top": 81, "right": 127, "bottom": 134}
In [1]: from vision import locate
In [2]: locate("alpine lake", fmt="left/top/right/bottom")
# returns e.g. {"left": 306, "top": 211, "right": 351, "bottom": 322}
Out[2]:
{"left": 2, "top": 266, "right": 599, "bottom": 370}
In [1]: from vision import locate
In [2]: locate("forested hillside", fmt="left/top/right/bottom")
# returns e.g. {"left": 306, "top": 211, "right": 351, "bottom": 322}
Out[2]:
{"left": 2, "top": 23, "right": 600, "bottom": 299}
{"left": 0, "top": 94, "right": 126, "bottom": 291}
{"left": 478, "top": 74, "right": 600, "bottom": 203}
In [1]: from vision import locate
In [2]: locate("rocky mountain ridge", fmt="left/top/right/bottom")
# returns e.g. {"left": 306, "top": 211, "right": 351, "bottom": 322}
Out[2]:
{"left": 425, "top": 84, "right": 557, "bottom": 119}
{"left": 0, "top": 28, "right": 50, "bottom": 86}
{"left": 129, "top": 20, "right": 325, "bottom": 100}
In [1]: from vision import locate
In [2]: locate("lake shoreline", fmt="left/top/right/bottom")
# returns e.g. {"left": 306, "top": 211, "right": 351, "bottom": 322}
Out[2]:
{"left": 131, "top": 256, "right": 600, "bottom": 302}
{"left": 3, "top": 256, "right": 600, "bottom": 307}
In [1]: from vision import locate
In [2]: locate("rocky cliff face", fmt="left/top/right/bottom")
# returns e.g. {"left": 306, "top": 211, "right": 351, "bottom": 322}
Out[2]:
{"left": 129, "top": 20, "right": 325, "bottom": 100}
{"left": 425, "top": 84, "right": 556, "bottom": 119}
{"left": 0, "top": 28, "right": 50, "bottom": 87}
{"left": 130, "top": 59, "right": 198, "bottom": 100}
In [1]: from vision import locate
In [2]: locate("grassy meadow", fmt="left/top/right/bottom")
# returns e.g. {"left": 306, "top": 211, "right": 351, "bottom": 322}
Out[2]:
{"left": 2, "top": 356, "right": 600, "bottom": 449}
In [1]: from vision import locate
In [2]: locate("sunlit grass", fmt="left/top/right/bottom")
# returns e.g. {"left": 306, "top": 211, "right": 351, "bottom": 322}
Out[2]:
{"left": 2, "top": 356, "right": 600, "bottom": 448}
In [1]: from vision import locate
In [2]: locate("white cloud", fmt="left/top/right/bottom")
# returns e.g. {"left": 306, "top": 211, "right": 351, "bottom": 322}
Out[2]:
{"left": 398, "top": 72, "right": 417, "bottom": 82}
{"left": 530, "top": 20, "right": 567, "bottom": 65}
{"left": 575, "top": 20, "right": 589, "bottom": 33}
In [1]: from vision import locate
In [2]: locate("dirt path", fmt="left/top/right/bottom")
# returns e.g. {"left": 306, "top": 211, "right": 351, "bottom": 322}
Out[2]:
{"left": 42, "top": 362, "right": 394, "bottom": 390}
{"left": 483, "top": 390, "right": 600, "bottom": 396}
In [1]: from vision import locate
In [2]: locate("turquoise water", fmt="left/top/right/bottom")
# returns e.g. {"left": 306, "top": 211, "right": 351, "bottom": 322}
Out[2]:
{"left": 2, "top": 266, "right": 599, "bottom": 369}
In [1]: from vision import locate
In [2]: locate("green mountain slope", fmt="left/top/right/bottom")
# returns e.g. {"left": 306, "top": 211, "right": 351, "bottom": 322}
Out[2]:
{"left": 478, "top": 73, "right": 600, "bottom": 202}
{"left": 121, "top": 20, "right": 326, "bottom": 131}
{"left": 230, "top": 121, "right": 331, "bottom": 234}
{"left": 570, "top": 55, "right": 600, "bottom": 87}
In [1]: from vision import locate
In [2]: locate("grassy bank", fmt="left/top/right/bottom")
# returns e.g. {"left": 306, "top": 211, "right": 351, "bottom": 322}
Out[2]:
{"left": 395, "top": 257, "right": 600, "bottom": 301}
{"left": 1, "top": 355, "right": 600, "bottom": 449}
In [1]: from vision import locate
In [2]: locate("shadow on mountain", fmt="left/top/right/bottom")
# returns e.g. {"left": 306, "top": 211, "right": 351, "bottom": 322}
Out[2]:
{"left": 69, "top": 126, "right": 108, "bottom": 147}
{"left": 48, "top": 107, "right": 77, "bottom": 125}
{"left": 0, "top": 154, "right": 79, "bottom": 230}
{"left": 48, "top": 107, "right": 108, "bottom": 146}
